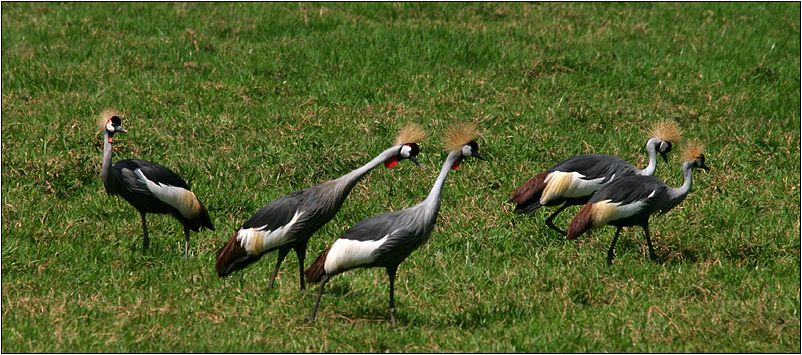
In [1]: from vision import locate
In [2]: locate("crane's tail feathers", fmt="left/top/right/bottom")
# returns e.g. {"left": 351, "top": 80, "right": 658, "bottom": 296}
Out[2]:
{"left": 508, "top": 172, "right": 548, "bottom": 210}
{"left": 304, "top": 246, "right": 331, "bottom": 283}
{"left": 567, "top": 204, "right": 594, "bottom": 240}
{"left": 512, "top": 201, "right": 543, "bottom": 215}
{"left": 195, "top": 199, "right": 215, "bottom": 231}
{"left": 216, "top": 232, "right": 260, "bottom": 277}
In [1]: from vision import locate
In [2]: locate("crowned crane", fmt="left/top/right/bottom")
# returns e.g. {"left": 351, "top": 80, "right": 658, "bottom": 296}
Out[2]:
{"left": 304, "top": 122, "right": 487, "bottom": 323}
{"left": 99, "top": 109, "right": 214, "bottom": 258}
{"left": 566, "top": 141, "right": 710, "bottom": 266}
{"left": 215, "top": 124, "right": 426, "bottom": 294}
{"left": 508, "top": 120, "right": 682, "bottom": 235}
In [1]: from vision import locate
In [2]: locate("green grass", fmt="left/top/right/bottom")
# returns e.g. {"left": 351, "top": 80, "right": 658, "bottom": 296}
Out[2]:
{"left": 2, "top": 2, "right": 799, "bottom": 352}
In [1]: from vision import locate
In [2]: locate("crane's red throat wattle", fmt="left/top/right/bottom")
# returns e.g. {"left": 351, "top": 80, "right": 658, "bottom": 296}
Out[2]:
{"left": 384, "top": 157, "right": 399, "bottom": 169}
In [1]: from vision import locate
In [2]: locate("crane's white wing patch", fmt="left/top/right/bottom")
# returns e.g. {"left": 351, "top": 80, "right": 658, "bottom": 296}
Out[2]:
{"left": 542, "top": 171, "right": 608, "bottom": 203}
{"left": 134, "top": 168, "right": 200, "bottom": 219}
{"left": 590, "top": 191, "right": 653, "bottom": 228}
{"left": 325, "top": 234, "right": 392, "bottom": 274}
{"left": 236, "top": 211, "right": 304, "bottom": 254}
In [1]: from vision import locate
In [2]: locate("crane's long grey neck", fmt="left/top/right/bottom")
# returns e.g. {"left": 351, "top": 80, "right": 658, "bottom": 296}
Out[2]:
{"left": 666, "top": 160, "right": 695, "bottom": 208}
{"left": 101, "top": 130, "right": 114, "bottom": 183}
{"left": 329, "top": 145, "right": 401, "bottom": 198}
{"left": 418, "top": 149, "right": 462, "bottom": 219}
{"left": 638, "top": 138, "right": 659, "bottom": 176}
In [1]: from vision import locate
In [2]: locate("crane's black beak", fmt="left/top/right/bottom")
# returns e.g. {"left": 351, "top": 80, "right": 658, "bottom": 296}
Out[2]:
{"left": 409, "top": 156, "right": 422, "bottom": 168}
{"left": 700, "top": 161, "right": 710, "bottom": 171}
{"left": 116, "top": 126, "right": 128, "bottom": 133}
{"left": 659, "top": 150, "right": 668, "bottom": 163}
{"left": 472, "top": 151, "right": 487, "bottom": 161}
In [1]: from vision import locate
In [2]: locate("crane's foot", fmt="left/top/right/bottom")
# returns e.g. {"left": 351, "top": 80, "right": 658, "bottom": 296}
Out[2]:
{"left": 265, "top": 279, "right": 277, "bottom": 293}
{"left": 606, "top": 253, "right": 615, "bottom": 267}
{"left": 389, "top": 307, "right": 397, "bottom": 325}
{"left": 545, "top": 223, "right": 567, "bottom": 236}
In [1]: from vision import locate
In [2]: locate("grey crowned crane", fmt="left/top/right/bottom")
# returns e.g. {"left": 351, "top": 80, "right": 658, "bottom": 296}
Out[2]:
{"left": 304, "top": 122, "right": 486, "bottom": 323}
{"left": 508, "top": 120, "right": 682, "bottom": 235}
{"left": 215, "top": 124, "right": 426, "bottom": 294}
{"left": 566, "top": 141, "right": 710, "bottom": 266}
{"left": 99, "top": 109, "right": 214, "bottom": 258}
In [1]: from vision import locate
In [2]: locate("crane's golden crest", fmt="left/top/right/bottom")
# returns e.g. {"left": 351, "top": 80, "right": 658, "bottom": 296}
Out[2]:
{"left": 648, "top": 119, "right": 682, "bottom": 142}
{"left": 682, "top": 140, "right": 705, "bottom": 161}
{"left": 97, "top": 108, "right": 123, "bottom": 133}
{"left": 395, "top": 122, "right": 426, "bottom": 145}
{"left": 443, "top": 122, "right": 481, "bottom": 151}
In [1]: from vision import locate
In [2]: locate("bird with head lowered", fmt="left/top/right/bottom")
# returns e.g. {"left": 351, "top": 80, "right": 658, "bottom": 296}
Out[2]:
{"left": 304, "top": 122, "right": 487, "bottom": 324}
{"left": 566, "top": 140, "right": 710, "bottom": 266}
{"left": 216, "top": 123, "right": 426, "bottom": 294}
{"left": 509, "top": 120, "right": 682, "bottom": 235}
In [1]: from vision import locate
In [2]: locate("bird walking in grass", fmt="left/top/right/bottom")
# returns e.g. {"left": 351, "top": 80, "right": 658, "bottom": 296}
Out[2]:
{"left": 304, "top": 122, "right": 486, "bottom": 324}
{"left": 508, "top": 120, "right": 682, "bottom": 235}
{"left": 566, "top": 141, "right": 710, "bottom": 266}
{"left": 215, "top": 124, "right": 426, "bottom": 294}
{"left": 100, "top": 109, "right": 214, "bottom": 258}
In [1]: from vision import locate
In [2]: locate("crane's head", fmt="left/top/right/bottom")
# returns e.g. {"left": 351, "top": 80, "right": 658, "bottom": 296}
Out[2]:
{"left": 682, "top": 140, "right": 710, "bottom": 171}
{"left": 648, "top": 120, "right": 682, "bottom": 163}
{"left": 647, "top": 137, "right": 673, "bottom": 163}
{"left": 384, "top": 142, "right": 422, "bottom": 168}
{"left": 443, "top": 122, "right": 487, "bottom": 170}
{"left": 385, "top": 122, "right": 426, "bottom": 168}
{"left": 105, "top": 116, "right": 127, "bottom": 134}
{"left": 98, "top": 109, "right": 127, "bottom": 142}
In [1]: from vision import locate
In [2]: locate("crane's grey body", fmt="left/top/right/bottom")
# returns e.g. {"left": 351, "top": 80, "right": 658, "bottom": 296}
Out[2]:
{"left": 567, "top": 154, "right": 709, "bottom": 265}
{"left": 215, "top": 143, "right": 421, "bottom": 293}
{"left": 322, "top": 150, "right": 453, "bottom": 276}
{"left": 101, "top": 116, "right": 214, "bottom": 257}
{"left": 305, "top": 141, "right": 486, "bottom": 323}
{"left": 510, "top": 137, "right": 672, "bottom": 234}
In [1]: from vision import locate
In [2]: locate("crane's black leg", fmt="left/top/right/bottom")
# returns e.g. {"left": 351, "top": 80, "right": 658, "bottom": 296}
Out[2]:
{"left": 294, "top": 244, "right": 307, "bottom": 293}
{"left": 306, "top": 274, "right": 329, "bottom": 322}
{"left": 544, "top": 204, "right": 569, "bottom": 235}
{"left": 139, "top": 211, "right": 150, "bottom": 252}
{"left": 387, "top": 265, "right": 398, "bottom": 325}
{"left": 642, "top": 223, "right": 658, "bottom": 262}
{"left": 183, "top": 226, "right": 190, "bottom": 258}
{"left": 266, "top": 246, "right": 291, "bottom": 292}
{"left": 606, "top": 227, "right": 622, "bottom": 266}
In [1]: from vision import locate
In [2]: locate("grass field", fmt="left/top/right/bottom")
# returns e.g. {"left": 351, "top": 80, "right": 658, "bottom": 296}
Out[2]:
{"left": 2, "top": 2, "right": 800, "bottom": 352}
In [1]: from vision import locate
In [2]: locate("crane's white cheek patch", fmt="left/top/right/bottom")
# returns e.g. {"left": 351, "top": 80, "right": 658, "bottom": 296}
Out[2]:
{"left": 590, "top": 198, "right": 648, "bottom": 229}
{"left": 542, "top": 172, "right": 606, "bottom": 203}
{"left": 236, "top": 211, "right": 304, "bottom": 254}
{"left": 325, "top": 234, "right": 391, "bottom": 274}
{"left": 134, "top": 169, "right": 200, "bottom": 219}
